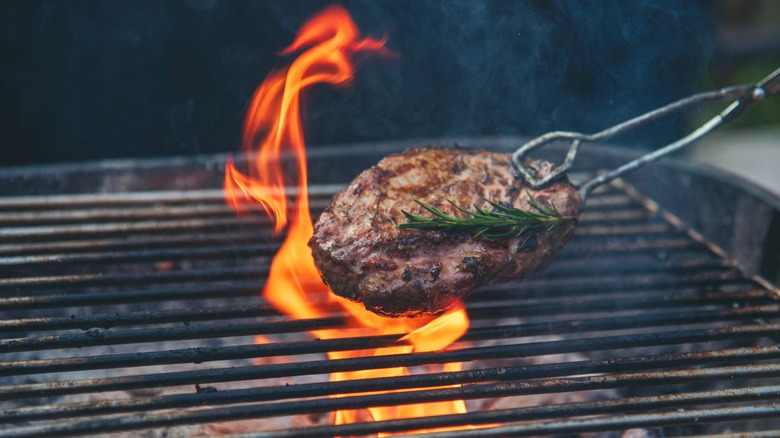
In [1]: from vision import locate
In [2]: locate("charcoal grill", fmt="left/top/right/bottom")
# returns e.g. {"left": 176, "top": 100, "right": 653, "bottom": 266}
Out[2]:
{"left": 1, "top": 137, "right": 780, "bottom": 437}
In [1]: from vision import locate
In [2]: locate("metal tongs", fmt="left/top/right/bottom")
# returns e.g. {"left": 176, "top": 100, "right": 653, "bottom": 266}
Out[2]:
{"left": 512, "top": 67, "right": 780, "bottom": 199}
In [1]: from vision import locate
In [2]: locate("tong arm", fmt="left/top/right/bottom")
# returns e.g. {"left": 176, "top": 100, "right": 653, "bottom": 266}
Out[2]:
{"left": 512, "top": 66, "right": 780, "bottom": 198}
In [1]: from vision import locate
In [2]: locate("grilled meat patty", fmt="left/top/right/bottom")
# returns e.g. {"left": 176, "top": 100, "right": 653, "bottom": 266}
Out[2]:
{"left": 309, "top": 147, "right": 582, "bottom": 317}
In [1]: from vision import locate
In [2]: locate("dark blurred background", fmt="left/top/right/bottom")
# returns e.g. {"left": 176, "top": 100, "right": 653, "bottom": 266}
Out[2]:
{"left": 0, "top": 0, "right": 777, "bottom": 166}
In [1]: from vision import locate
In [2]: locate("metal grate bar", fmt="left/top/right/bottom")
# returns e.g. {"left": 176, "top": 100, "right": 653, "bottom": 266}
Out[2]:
{"left": 0, "top": 217, "right": 265, "bottom": 242}
{"left": 0, "top": 280, "right": 267, "bottom": 311}
{"left": 0, "top": 304, "right": 279, "bottom": 333}
{"left": 4, "top": 321, "right": 780, "bottom": 379}
{"left": 0, "top": 186, "right": 344, "bottom": 210}
{"left": 0, "top": 244, "right": 274, "bottom": 269}
{"left": 2, "top": 341, "right": 777, "bottom": 403}
{"left": 7, "top": 364, "right": 780, "bottom": 438}
{"left": 227, "top": 384, "right": 780, "bottom": 437}
{"left": 412, "top": 404, "right": 780, "bottom": 438}
{"left": 0, "top": 189, "right": 230, "bottom": 209}
{"left": 6, "top": 359, "right": 780, "bottom": 426}
{"left": 0, "top": 204, "right": 240, "bottom": 225}
{"left": 0, "top": 266, "right": 265, "bottom": 291}
{"left": 0, "top": 277, "right": 762, "bottom": 330}
{"left": 0, "top": 273, "right": 753, "bottom": 312}
{"left": 2, "top": 298, "right": 775, "bottom": 353}
{"left": 0, "top": 317, "right": 353, "bottom": 354}
{"left": 0, "top": 232, "right": 269, "bottom": 257}
{"left": 2, "top": 289, "right": 772, "bottom": 333}
{"left": 0, "top": 265, "right": 748, "bottom": 294}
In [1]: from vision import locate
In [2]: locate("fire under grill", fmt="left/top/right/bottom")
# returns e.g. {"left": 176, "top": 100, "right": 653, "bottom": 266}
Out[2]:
{"left": 2, "top": 138, "right": 780, "bottom": 437}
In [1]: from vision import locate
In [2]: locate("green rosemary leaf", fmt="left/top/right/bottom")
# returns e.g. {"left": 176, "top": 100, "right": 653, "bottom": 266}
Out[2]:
{"left": 398, "top": 193, "right": 575, "bottom": 239}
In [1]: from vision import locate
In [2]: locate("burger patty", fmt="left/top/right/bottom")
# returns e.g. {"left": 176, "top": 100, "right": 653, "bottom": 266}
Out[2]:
{"left": 309, "top": 147, "right": 582, "bottom": 317}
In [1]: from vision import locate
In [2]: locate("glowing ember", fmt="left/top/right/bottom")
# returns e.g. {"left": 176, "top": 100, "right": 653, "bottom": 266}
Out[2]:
{"left": 224, "top": 4, "right": 470, "bottom": 431}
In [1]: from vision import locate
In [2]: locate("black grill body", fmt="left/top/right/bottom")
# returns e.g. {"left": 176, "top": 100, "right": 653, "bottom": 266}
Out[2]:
{"left": 1, "top": 137, "right": 779, "bottom": 437}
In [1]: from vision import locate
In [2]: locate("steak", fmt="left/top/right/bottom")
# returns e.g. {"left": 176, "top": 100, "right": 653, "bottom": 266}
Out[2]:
{"left": 309, "top": 147, "right": 582, "bottom": 317}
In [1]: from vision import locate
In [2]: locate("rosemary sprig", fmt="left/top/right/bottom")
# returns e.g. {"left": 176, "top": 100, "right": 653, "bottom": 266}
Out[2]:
{"left": 398, "top": 194, "right": 575, "bottom": 239}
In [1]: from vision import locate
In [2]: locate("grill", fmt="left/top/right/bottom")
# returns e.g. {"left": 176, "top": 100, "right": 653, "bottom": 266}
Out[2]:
{"left": 2, "top": 137, "right": 780, "bottom": 437}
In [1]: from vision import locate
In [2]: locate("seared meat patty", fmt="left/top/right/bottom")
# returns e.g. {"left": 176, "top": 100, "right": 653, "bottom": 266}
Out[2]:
{"left": 309, "top": 147, "right": 582, "bottom": 317}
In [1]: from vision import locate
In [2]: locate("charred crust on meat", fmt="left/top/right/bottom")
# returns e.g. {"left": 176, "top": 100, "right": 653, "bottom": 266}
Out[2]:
{"left": 374, "top": 167, "right": 392, "bottom": 180}
{"left": 375, "top": 262, "right": 397, "bottom": 271}
{"left": 450, "top": 159, "right": 466, "bottom": 175}
{"left": 480, "top": 169, "right": 492, "bottom": 185}
{"left": 430, "top": 263, "right": 442, "bottom": 282}
{"left": 463, "top": 257, "right": 489, "bottom": 281}
{"left": 406, "top": 264, "right": 439, "bottom": 280}
{"left": 396, "top": 235, "right": 421, "bottom": 246}
{"left": 462, "top": 256, "right": 480, "bottom": 269}
{"left": 521, "top": 235, "right": 537, "bottom": 250}
{"left": 460, "top": 256, "right": 486, "bottom": 279}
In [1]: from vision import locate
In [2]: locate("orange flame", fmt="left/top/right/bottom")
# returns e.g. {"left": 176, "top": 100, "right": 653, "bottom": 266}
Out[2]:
{"left": 224, "top": 4, "right": 470, "bottom": 431}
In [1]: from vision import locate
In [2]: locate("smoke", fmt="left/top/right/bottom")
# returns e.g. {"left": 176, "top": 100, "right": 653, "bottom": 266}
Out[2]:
{"left": 0, "top": 0, "right": 713, "bottom": 165}
{"left": 310, "top": 0, "right": 714, "bottom": 148}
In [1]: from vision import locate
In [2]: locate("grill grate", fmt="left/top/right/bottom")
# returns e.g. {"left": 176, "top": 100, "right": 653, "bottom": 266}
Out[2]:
{"left": 1, "top": 164, "right": 779, "bottom": 437}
